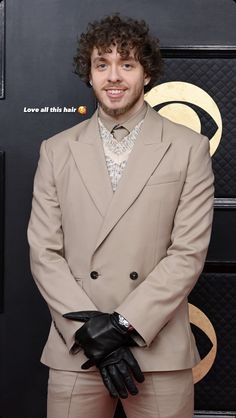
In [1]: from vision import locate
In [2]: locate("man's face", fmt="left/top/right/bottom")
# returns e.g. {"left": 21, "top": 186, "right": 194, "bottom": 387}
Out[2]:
{"left": 90, "top": 45, "right": 150, "bottom": 120}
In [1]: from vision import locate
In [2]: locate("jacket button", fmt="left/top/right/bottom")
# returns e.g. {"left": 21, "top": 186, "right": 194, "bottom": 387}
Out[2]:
{"left": 130, "top": 271, "right": 138, "bottom": 280}
{"left": 90, "top": 271, "right": 99, "bottom": 280}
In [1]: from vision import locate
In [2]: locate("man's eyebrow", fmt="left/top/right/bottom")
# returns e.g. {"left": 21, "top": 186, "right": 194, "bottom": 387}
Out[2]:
{"left": 120, "top": 56, "right": 136, "bottom": 61}
{"left": 92, "top": 56, "right": 107, "bottom": 64}
{"left": 92, "top": 55, "right": 137, "bottom": 64}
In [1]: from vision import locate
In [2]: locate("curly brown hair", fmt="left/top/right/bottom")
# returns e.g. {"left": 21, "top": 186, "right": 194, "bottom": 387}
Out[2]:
{"left": 74, "top": 14, "right": 163, "bottom": 93}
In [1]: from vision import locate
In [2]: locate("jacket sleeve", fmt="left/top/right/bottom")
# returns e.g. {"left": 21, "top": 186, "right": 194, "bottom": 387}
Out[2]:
{"left": 116, "top": 136, "right": 214, "bottom": 346}
{"left": 27, "top": 140, "right": 97, "bottom": 351}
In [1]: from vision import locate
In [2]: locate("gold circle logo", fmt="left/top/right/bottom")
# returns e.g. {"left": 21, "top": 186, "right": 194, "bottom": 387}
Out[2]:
{"left": 145, "top": 81, "right": 222, "bottom": 156}
{"left": 189, "top": 303, "right": 217, "bottom": 383}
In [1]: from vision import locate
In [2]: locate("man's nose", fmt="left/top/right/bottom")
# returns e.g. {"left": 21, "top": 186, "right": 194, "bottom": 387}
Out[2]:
{"left": 107, "top": 64, "right": 122, "bottom": 83}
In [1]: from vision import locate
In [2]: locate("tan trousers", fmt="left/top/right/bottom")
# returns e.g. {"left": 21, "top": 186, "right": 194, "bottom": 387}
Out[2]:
{"left": 47, "top": 368, "right": 194, "bottom": 418}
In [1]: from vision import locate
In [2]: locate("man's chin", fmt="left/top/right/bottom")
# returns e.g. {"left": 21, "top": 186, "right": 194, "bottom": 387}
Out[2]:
{"left": 99, "top": 103, "right": 132, "bottom": 118}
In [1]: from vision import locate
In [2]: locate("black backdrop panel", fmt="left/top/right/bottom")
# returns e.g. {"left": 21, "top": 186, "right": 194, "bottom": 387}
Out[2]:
{"left": 0, "top": 0, "right": 5, "bottom": 99}
{"left": 157, "top": 52, "right": 236, "bottom": 199}
{"left": 207, "top": 210, "right": 236, "bottom": 263}
{"left": 0, "top": 150, "right": 4, "bottom": 313}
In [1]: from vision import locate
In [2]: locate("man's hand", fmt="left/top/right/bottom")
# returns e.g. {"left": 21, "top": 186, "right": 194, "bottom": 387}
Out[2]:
{"left": 94, "top": 346, "right": 145, "bottom": 399}
{"left": 63, "top": 310, "right": 135, "bottom": 366}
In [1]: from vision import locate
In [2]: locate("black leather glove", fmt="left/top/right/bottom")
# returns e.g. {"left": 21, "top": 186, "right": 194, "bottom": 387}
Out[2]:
{"left": 63, "top": 310, "right": 135, "bottom": 366}
{"left": 96, "top": 346, "right": 145, "bottom": 399}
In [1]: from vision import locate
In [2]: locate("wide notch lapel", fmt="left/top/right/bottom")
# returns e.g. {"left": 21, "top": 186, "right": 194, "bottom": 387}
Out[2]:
{"left": 94, "top": 107, "right": 172, "bottom": 252}
{"left": 69, "top": 111, "right": 113, "bottom": 217}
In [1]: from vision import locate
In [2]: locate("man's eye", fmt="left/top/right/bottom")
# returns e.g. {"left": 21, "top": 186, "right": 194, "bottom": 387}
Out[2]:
{"left": 97, "top": 63, "right": 107, "bottom": 70}
{"left": 122, "top": 63, "right": 133, "bottom": 70}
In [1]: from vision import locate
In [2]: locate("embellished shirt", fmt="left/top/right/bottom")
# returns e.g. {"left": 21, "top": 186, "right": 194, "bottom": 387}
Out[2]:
{"left": 98, "top": 103, "right": 147, "bottom": 192}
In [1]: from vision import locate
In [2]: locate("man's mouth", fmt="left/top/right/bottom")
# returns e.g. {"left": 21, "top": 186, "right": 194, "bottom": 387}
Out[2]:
{"left": 105, "top": 88, "right": 127, "bottom": 98}
{"left": 107, "top": 89, "right": 123, "bottom": 94}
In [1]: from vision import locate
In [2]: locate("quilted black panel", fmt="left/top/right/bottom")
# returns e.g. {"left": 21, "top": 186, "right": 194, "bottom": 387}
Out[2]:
{"left": 157, "top": 57, "right": 236, "bottom": 198}
{"left": 189, "top": 273, "right": 236, "bottom": 411}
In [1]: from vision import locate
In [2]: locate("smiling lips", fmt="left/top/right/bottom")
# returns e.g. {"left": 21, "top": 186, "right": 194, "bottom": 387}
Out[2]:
{"left": 105, "top": 88, "right": 127, "bottom": 99}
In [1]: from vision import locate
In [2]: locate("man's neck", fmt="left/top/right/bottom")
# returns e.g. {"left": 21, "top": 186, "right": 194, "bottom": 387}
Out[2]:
{"left": 98, "top": 101, "right": 145, "bottom": 125}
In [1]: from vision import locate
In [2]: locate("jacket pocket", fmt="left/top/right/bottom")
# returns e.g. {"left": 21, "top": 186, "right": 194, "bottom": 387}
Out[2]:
{"left": 146, "top": 171, "right": 180, "bottom": 186}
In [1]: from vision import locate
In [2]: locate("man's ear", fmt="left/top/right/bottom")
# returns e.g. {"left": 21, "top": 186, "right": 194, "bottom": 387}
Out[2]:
{"left": 144, "top": 75, "right": 151, "bottom": 86}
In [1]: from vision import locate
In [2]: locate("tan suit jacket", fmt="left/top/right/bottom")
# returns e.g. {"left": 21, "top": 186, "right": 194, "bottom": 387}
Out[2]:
{"left": 28, "top": 104, "right": 214, "bottom": 372}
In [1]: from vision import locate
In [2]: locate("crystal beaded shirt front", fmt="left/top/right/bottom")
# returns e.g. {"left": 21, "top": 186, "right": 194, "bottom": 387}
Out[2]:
{"left": 98, "top": 118, "right": 144, "bottom": 192}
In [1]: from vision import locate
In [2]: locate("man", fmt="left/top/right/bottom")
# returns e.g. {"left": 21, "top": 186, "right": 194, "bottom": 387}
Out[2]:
{"left": 28, "top": 14, "right": 214, "bottom": 418}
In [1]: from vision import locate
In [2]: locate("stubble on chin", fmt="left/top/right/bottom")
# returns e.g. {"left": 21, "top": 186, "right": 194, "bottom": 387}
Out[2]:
{"left": 97, "top": 93, "right": 143, "bottom": 118}
{"left": 99, "top": 102, "right": 133, "bottom": 118}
